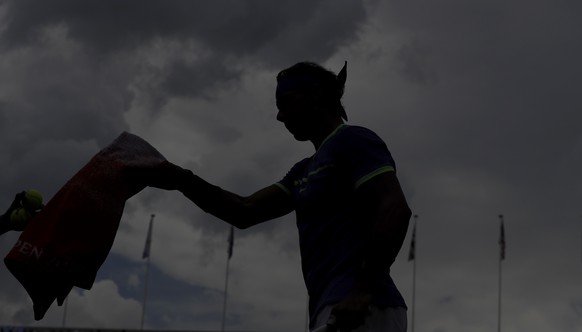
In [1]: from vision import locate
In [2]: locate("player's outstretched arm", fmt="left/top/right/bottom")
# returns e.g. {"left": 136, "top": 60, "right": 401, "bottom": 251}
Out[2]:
{"left": 142, "top": 161, "right": 294, "bottom": 229}
{"left": 180, "top": 173, "right": 294, "bottom": 229}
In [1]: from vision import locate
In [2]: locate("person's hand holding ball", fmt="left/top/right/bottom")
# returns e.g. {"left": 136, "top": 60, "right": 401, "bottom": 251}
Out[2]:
{"left": 3, "top": 189, "right": 44, "bottom": 232}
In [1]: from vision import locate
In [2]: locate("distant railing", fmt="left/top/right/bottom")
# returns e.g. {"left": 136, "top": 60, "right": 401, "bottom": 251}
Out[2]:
{"left": 0, "top": 328, "right": 270, "bottom": 332}
{"left": 1, "top": 328, "right": 224, "bottom": 332}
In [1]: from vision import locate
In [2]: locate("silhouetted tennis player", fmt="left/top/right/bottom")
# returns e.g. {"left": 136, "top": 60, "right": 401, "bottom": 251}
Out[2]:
{"left": 148, "top": 61, "right": 411, "bottom": 332}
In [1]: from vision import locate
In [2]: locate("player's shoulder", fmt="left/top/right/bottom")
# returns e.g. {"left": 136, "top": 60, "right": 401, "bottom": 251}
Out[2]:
{"left": 288, "top": 156, "right": 312, "bottom": 173}
{"left": 342, "top": 124, "right": 377, "bottom": 133}
{"left": 335, "top": 124, "right": 384, "bottom": 143}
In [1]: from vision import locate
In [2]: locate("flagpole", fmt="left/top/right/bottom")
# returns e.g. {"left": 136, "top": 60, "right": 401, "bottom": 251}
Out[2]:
{"left": 222, "top": 225, "right": 234, "bottom": 332}
{"left": 141, "top": 214, "right": 155, "bottom": 330}
{"left": 498, "top": 214, "right": 505, "bottom": 332}
{"left": 221, "top": 256, "right": 231, "bottom": 332}
{"left": 61, "top": 296, "right": 69, "bottom": 327}
{"left": 410, "top": 214, "right": 418, "bottom": 332}
{"left": 304, "top": 294, "right": 310, "bottom": 332}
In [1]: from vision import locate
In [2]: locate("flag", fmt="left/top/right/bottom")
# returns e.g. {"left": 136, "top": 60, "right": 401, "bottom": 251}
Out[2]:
{"left": 143, "top": 216, "right": 154, "bottom": 259}
{"left": 408, "top": 219, "right": 416, "bottom": 261}
{"left": 227, "top": 225, "right": 234, "bottom": 259}
{"left": 499, "top": 215, "right": 505, "bottom": 261}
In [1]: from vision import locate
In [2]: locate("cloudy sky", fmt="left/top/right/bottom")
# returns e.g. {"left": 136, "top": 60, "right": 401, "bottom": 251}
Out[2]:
{"left": 1, "top": 0, "right": 581, "bottom": 331}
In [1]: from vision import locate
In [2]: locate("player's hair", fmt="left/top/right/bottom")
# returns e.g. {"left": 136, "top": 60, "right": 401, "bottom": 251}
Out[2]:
{"left": 276, "top": 61, "right": 348, "bottom": 121}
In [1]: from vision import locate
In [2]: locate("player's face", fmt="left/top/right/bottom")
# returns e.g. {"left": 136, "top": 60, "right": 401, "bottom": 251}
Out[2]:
{"left": 276, "top": 91, "right": 317, "bottom": 141}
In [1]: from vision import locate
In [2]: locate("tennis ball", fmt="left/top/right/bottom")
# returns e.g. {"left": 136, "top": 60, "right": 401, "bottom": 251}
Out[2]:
{"left": 22, "top": 189, "right": 43, "bottom": 212}
{"left": 10, "top": 207, "right": 32, "bottom": 231}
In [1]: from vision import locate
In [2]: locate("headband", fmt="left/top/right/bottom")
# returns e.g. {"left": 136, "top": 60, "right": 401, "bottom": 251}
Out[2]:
{"left": 276, "top": 61, "right": 348, "bottom": 98}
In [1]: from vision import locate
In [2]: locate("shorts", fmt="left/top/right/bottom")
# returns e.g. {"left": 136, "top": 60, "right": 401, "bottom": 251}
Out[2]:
{"left": 312, "top": 305, "right": 407, "bottom": 332}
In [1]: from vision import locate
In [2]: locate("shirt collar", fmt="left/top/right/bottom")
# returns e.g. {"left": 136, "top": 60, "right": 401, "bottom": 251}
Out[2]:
{"left": 317, "top": 124, "right": 346, "bottom": 152}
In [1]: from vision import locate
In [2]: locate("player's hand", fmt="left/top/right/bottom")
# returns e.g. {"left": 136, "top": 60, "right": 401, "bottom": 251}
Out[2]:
{"left": 0, "top": 191, "right": 35, "bottom": 234}
{"left": 7, "top": 191, "right": 27, "bottom": 212}
{"left": 128, "top": 161, "right": 191, "bottom": 191}
{"left": 330, "top": 289, "right": 373, "bottom": 331}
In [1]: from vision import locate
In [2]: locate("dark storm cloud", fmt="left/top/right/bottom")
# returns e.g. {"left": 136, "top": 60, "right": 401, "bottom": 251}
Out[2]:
{"left": 396, "top": 39, "right": 438, "bottom": 86}
{"left": 161, "top": 57, "right": 242, "bottom": 100}
{"left": 1, "top": 56, "right": 131, "bottom": 144}
{"left": 1, "top": 1, "right": 247, "bottom": 53}
{"left": 382, "top": 0, "right": 582, "bottom": 184}
{"left": 0, "top": 0, "right": 373, "bottom": 133}
{"left": 1, "top": 0, "right": 369, "bottom": 66}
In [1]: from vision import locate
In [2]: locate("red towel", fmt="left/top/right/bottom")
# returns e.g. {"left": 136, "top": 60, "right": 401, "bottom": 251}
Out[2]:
{"left": 4, "top": 132, "right": 167, "bottom": 320}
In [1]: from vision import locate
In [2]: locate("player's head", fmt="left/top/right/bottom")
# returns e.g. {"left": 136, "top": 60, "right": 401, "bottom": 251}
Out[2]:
{"left": 275, "top": 62, "right": 347, "bottom": 141}
{"left": 276, "top": 61, "right": 347, "bottom": 121}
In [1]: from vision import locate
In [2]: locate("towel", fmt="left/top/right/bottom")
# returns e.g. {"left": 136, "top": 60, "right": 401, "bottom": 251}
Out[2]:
{"left": 4, "top": 132, "right": 167, "bottom": 320}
